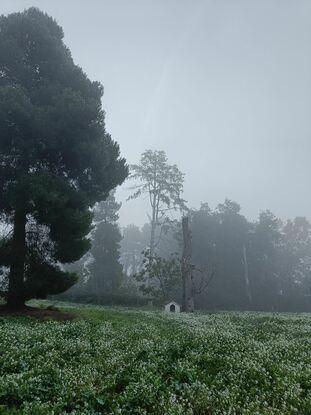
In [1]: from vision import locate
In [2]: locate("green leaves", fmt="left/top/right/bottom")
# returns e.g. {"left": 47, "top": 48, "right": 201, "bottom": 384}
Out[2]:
{"left": 24, "top": 264, "right": 77, "bottom": 299}
{"left": 134, "top": 249, "right": 181, "bottom": 300}
{"left": 0, "top": 8, "right": 128, "bottom": 303}
{"left": 0, "top": 307, "right": 310, "bottom": 414}
{"left": 87, "top": 191, "right": 123, "bottom": 296}
{"left": 129, "top": 150, "right": 186, "bottom": 213}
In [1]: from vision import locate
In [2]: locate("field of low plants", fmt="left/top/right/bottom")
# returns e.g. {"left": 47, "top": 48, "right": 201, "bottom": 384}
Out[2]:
{"left": 0, "top": 304, "right": 310, "bottom": 414}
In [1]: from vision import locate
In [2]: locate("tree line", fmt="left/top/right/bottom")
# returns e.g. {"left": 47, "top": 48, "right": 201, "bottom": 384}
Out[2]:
{"left": 62, "top": 149, "right": 311, "bottom": 312}
{"left": 118, "top": 201, "right": 311, "bottom": 311}
{"left": 0, "top": 8, "right": 310, "bottom": 312}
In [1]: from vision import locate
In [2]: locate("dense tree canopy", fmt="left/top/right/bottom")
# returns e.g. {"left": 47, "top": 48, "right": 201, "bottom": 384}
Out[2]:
{"left": 190, "top": 202, "right": 311, "bottom": 311}
{"left": 0, "top": 8, "right": 128, "bottom": 307}
{"left": 116, "top": 200, "right": 311, "bottom": 311}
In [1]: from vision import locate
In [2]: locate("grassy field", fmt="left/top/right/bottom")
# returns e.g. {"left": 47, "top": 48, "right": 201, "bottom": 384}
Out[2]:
{"left": 0, "top": 304, "right": 310, "bottom": 414}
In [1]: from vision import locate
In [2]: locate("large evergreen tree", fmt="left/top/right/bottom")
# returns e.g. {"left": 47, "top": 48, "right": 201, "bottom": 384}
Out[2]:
{"left": 0, "top": 8, "right": 128, "bottom": 307}
{"left": 248, "top": 210, "right": 282, "bottom": 308}
{"left": 88, "top": 192, "right": 123, "bottom": 298}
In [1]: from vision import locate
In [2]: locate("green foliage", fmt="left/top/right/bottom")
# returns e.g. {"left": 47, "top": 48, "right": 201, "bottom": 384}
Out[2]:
{"left": 92, "top": 192, "right": 121, "bottom": 224}
{"left": 129, "top": 150, "right": 186, "bottom": 211}
{"left": 134, "top": 249, "right": 181, "bottom": 300}
{"left": 88, "top": 222, "right": 123, "bottom": 294}
{"left": 0, "top": 8, "right": 128, "bottom": 304}
{"left": 0, "top": 305, "right": 310, "bottom": 414}
{"left": 87, "top": 191, "right": 124, "bottom": 296}
{"left": 190, "top": 200, "right": 311, "bottom": 310}
{"left": 23, "top": 264, "right": 77, "bottom": 300}
{"left": 128, "top": 150, "right": 186, "bottom": 253}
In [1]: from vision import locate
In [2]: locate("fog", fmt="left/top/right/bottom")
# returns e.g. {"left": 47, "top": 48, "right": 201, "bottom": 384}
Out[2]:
{"left": 3, "top": 0, "right": 311, "bottom": 226}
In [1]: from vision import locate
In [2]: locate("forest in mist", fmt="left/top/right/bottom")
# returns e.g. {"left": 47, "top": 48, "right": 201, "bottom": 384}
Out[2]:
{"left": 61, "top": 150, "right": 311, "bottom": 312}
{"left": 1, "top": 5, "right": 311, "bottom": 414}
{"left": 0, "top": 4, "right": 310, "bottom": 313}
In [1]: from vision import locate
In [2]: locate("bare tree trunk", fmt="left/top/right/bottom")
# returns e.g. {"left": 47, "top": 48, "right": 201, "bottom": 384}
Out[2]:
{"left": 7, "top": 209, "right": 27, "bottom": 309}
{"left": 181, "top": 216, "right": 194, "bottom": 312}
{"left": 242, "top": 244, "right": 252, "bottom": 306}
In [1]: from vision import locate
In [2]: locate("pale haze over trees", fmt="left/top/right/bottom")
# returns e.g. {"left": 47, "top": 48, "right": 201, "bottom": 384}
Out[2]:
{"left": 1, "top": 5, "right": 311, "bottom": 414}
{"left": 0, "top": 3, "right": 311, "bottom": 312}
{"left": 2, "top": 0, "right": 311, "bottom": 227}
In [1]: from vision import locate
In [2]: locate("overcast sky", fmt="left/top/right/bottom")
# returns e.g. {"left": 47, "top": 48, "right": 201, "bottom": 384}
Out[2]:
{"left": 2, "top": 0, "right": 311, "bottom": 227}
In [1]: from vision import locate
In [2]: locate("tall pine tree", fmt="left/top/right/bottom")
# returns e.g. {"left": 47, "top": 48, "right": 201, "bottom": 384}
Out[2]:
{"left": 88, "top": 191, "right": 123, "bottom": 298}
{"left": 0, "top": 8, "right": 128, "bottom": 307}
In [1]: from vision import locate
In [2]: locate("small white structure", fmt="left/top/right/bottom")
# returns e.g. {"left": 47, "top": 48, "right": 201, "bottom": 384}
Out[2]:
{"left": 164, "top": 301, "right": 181, "bottom": 313}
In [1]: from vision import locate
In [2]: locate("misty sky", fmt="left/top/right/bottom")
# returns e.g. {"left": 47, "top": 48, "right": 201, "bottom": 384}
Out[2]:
{"left": 2, "top": 0, "right": 311, "bottom": 227}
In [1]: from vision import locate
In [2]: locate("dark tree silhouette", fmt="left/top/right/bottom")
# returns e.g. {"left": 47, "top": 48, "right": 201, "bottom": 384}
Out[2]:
{"left": 0, "top": 8, "right": 128, "bottom": 308}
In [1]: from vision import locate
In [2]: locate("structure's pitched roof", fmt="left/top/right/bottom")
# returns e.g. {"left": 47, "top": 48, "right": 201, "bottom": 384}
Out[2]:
{"left": 165, "top": 301, "right": 180, "bottom": 306}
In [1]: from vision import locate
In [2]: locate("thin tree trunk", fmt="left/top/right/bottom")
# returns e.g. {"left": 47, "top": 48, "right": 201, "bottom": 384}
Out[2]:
{"left": 181, "top": 216, "right": 194, "bottom": 312}
{"left": 7, "top": 209, "right": 27, "bottom": 309}
{"left": 242, "top": 244, "right": 252, "bottom": 306}
{"left": 150, "top": 220, "right": 156, "bottom": 255}
{"left": 150, "top": 192, "right": 157, "bottom": 255}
